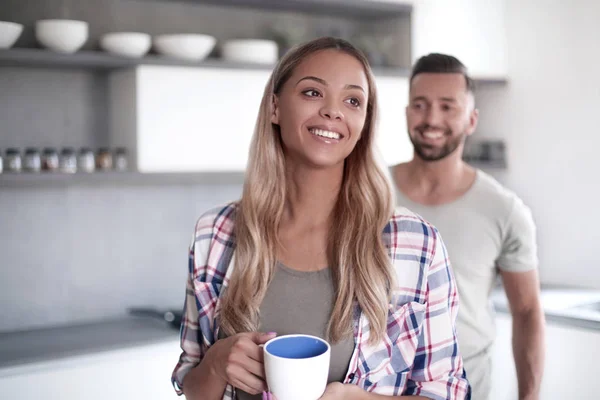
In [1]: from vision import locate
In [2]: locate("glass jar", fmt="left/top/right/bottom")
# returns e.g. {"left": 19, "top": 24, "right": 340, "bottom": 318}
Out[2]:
{"left": 114, "top": 147, "right": 128, "bottom": 171}
{"left": 24, "top": 148, "right": 42, "bottom": 172}
{"left": 5, "top": 148, "right": 22, "bottom": 173}
{"left": 42, "top": 148, "right": 59, "bottom": 172}
{"left": 59, "top": 148, "right": 77, "bottom": 173}
{"left": 77, "top": 147, "right": 95, "bottom": 173}
{"left": 96, "top": 148, "right": 113, "bottom": 171}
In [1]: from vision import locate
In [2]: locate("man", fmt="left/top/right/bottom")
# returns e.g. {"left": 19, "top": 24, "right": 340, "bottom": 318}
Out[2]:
{"left": 391, "top": 53, "right": 545, "bottom": 400}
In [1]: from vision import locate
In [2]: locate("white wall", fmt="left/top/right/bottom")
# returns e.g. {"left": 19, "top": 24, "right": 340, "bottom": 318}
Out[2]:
{"left": 475, "top": 0, "right": 600, "bottom": 288}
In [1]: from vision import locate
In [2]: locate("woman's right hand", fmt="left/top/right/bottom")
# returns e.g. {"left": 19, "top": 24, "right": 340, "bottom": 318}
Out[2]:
{"left": 206, "top": 331, "right": 277, "bottom": 395}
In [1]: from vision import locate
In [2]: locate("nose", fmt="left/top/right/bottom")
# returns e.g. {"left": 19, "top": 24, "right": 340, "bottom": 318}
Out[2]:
{"left": 319, "top": 102, "right": 344, "bottom": 121}
{"left": 424, "top": 106, "right": 442, "bottom": 126}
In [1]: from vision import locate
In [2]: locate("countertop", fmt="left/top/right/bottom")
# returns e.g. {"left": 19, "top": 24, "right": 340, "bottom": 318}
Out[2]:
{"left": 492, "top": 285, "right": 600, "bottom": 331}
{"left": 2, "top": 286, "right": 599, "bottom": 372}
{"left": 0, "top": 316, "right": 179, "bottom": 370}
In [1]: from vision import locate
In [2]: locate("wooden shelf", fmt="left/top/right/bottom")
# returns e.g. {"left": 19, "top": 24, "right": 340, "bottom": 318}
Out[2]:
{"left": 128, "top": 0, "right": 413, "bottom": 19}
{"left": 0, "top": 171, "right": 245, "bottom": 188}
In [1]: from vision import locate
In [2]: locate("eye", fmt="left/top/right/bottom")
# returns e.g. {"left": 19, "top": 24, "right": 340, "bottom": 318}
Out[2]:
{"left": 302, "top": 89, "right": 322, "bottom": 98}
{"left": 441, "top": 104, "right": 453, "bottom": 112}
{"left": 412, "top": 102, "right": 424, "bottom": 110}
{"left": 345, "top": 97, "right": 361, "bottom": 107}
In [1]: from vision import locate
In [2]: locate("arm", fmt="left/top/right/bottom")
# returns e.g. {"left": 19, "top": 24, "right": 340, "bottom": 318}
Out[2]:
{"left": 403, "top": 228, "right": 470, "bottom": 400}
{"left": 172, "top": 208, "right": 273, "bottom": 399}
{"left": 321, "top": 383, "right": 430, "bottom": 399}
{"left": 497, "top": 196, "right": 545, "bottom": 400}
{"left": 317, "top": 226, "right": 466, "bottom": 400}
{"left": 172, "top": 245, "right": 228, "bottom": 399}
{"left": 500, "top": 269, "right": 545, "bottom": 400}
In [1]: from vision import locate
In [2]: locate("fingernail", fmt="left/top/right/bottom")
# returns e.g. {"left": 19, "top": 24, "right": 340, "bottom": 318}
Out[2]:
{"left": 262, "top": 391, "right": 267, "bottom": 400}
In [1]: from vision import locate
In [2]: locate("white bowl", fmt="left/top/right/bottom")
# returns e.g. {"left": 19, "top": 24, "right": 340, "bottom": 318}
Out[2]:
{"left": 35, "top": 19, "right": 88, "bottom": 53}
{"left": 0, "top": 21, "right": 23, "bottom": 49}
{"left": 153, "top": 34, "right": 216, "bottom": 61}
{"left": 100, "top": 32, "right": 151, "bottom": 58}
{"left": 222, "top": 39, "right": 278, "bottom": 64}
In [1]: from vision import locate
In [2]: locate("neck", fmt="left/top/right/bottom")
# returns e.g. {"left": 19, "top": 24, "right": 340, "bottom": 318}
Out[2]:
{"left": 406, "top": 150, "right": 471, "bottom": 195}
{"left": 283, "top": 163, "right": 343, "bottom": 228}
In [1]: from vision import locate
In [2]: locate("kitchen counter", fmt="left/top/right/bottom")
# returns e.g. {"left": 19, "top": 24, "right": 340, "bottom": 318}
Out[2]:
{"left": 0, "top": 316, "right": 179, "bottom": 370}
{"left": 492, "top": 285, "right": 600, "bottom": 331}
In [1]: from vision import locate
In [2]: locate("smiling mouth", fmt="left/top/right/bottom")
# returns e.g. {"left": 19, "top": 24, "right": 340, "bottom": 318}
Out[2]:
{"left": 422, "top": 131, "right": 444, "bottom": 140}
{"left": 309, "top": 128, "right": 342, "bottom": 140}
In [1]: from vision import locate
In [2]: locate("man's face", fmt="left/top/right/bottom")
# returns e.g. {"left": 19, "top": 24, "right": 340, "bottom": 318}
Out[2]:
{"left": 406, "top": 73, "right": 478, "bottom": 162}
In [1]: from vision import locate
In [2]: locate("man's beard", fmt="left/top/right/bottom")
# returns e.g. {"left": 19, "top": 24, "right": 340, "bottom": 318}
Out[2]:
{"left": 409, "top": 124, "right": 466, "bottom": 162}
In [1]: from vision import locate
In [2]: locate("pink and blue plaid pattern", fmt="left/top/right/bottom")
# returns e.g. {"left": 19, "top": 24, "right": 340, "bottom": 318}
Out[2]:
{"left": 172, "top": 203, "right": 470, "bottom": 399}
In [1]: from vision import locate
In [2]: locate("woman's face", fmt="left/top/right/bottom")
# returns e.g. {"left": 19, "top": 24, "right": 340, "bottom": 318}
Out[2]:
{"left": 272, "top": 49, "right": 369, "bottom": 170}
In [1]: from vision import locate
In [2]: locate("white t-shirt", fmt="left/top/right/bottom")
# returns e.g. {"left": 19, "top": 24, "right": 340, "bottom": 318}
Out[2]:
{"left": 394, "top": 170, "right": 538, "bottom": 359}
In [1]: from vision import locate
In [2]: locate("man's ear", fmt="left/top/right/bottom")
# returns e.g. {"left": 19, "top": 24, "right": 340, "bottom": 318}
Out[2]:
{"left": 271, "top": 94, "right": 279, "bottom": 125}
{"left": 466, "top": 107, "right": 479, "bottom": 136}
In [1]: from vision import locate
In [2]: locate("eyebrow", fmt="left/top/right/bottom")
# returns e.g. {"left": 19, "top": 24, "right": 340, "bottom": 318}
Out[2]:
{"left": 295, "top": 76, "right": 365, "bottom": 93}
{"left": 411, "top": 95, "right": 457, "bottom": 103}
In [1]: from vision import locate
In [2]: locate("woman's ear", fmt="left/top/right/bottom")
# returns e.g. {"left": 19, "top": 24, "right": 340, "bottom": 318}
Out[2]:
{"left": 271, "top": 94, "right": 279, "bottom": 125}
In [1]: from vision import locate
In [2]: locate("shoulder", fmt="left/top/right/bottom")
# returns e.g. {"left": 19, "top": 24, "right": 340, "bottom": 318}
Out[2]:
{"left": 473, "top": 170, "right": 535, "bottom": 227}
{"left": 190, "top": 202, "right": 238, "bottom": 281}
{"left": 193, "top": 202, "right": 238, "bottom": 240}
{"left": 474, "top": 170, "right": 525, "bottom": 209}
{"left": 385, "top": 206, "right": 442, "bottom": 268}
{"left": 385, "top": 205, "right": 439, "bottom": 240}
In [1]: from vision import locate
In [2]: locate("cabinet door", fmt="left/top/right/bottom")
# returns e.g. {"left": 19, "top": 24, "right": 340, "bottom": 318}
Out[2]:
{"left": 131, "top": 66, "right": 270, "bottom": 173}
{"left": 411, "top": 0, "right": 507, "bottom": 79}
{"left": 0, "top": 340, "right": 182, "bottom": 400}
{"left": 492, "top": 314, "right": 600, "bottom": 400}
{"left": 375, "top": 75, "right": 413, "bottom": 167}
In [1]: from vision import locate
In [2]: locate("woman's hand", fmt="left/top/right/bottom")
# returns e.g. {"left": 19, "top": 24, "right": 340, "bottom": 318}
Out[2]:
{"left": 318, "top": 382, "right": 351, "bottom": 399}
{"left": 206, "top": 331, "right": 276, "bottom": 395}
{"left": 262, "top": 383, "right": 351, "bottom": 400}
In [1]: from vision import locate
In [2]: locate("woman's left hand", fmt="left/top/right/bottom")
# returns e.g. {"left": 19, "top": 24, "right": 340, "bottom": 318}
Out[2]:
{"left": 262, "top": 382, "right": 352, "bottom": 400}
{"left": 318, "top": 382, "right": 351, "bottom": 399}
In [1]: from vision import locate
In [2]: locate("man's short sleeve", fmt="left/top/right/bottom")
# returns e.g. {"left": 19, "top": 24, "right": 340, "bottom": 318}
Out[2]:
{"left": 496, "top": 196, "right": 538, "bottom": 272}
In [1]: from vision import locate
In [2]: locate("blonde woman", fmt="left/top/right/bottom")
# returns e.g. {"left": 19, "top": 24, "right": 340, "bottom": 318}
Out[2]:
{"left": 171, "top": 37, "right": 469, "bottom": 400}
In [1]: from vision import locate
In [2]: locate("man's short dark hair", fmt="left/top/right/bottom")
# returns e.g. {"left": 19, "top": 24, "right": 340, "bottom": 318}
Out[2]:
{"left": 410, "top": 53, "right": 475, "bottom": 93}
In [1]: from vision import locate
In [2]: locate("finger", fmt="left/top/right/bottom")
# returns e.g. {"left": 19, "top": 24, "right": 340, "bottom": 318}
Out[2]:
{"left": 240, "top": 331, "right": 277, "bottom": 345}
{"left": 227, "top": 364, "right": 267, "bottom": 394}
{"left": 239, "top": 355, "right": 266, "bottom": 379}
{"left": 244, "top": 340, "right": 265, "bottom": 364}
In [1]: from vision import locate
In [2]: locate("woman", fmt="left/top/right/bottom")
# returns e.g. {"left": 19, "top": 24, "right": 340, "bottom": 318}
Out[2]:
{"left": 171, "top": 37, "right": 469, "bottom": 400}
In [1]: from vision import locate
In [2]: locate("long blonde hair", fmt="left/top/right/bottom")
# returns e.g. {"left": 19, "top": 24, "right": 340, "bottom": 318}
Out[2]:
{"left": 220, "top": 37, "right": 394, "bottom": 345}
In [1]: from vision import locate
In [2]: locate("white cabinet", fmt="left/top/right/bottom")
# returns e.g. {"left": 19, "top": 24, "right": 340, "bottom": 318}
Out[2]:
{"left": 375, "top": 76, "right": 413, "bottom": 166}
{"left": 492, "top": 314, "right": 600, "bottom": 400}
{"left": 110, "top": 66, "right": 270, "bottom": 173}
{"left": 411, "top": 0, "right": 508, "bottom": 79}
{"left": 110, "top": 66, "right": 412, "bottom": 173}
{"left": 0, "top": 340, "right": 182, "bottom": 400}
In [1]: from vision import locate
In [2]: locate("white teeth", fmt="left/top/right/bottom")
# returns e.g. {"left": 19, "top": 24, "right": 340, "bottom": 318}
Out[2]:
{"left": 423, "top": 131, "right": 443, "bottom": 139}
{"left": 310, "top": 128, "right": 341, "bottom": 140}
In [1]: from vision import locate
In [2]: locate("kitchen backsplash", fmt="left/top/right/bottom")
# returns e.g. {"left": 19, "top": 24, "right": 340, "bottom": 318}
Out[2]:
{"left": 0, "top": 182, "right": 243, "bottom": 332}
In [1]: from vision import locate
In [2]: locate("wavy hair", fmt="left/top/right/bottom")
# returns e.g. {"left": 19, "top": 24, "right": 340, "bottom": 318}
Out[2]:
{"left": 219, "top": 37, "right": 394, "bottom": 345}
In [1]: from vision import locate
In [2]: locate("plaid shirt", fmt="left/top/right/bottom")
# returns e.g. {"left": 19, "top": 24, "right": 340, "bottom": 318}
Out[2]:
{"left": 172, "top": 203, "right": 470, "bottom": 399}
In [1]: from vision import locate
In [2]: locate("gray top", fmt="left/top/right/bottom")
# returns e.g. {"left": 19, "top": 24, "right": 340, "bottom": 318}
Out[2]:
{"left": 394, "top": 169, "right": 538, "bottom": 359}
{"left": 237, "top": 263, "right": 355, "bottom": 400}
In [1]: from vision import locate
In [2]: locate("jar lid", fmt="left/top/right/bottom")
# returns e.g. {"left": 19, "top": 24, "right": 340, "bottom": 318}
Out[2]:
{"left": 42, "top": 147, "right": 57, "bottom": 154}
{"left": 97, "top": 147, "right": 111, "bottom": 154}
{"left": 6, "top": 148, "right": 20, "bottom": 155}
{"left": 61, "top": 147, "right": 75, "bottom": 154}
{"left": 25, "top": 147, "right": 39, "bottom": 154}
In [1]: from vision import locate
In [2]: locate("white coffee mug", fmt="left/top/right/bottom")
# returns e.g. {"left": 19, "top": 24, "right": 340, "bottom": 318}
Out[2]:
{"left": 263, "top": 334, "right": 331, "bottom": 400}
